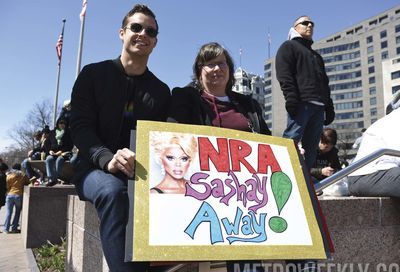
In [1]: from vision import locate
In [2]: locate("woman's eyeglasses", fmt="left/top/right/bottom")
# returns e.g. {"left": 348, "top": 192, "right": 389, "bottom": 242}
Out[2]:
{"left": 203, "top": 62, "right": 228, "bottom": 70}
{"left": 125, "top": 23, "right": 158, "bottom": 38}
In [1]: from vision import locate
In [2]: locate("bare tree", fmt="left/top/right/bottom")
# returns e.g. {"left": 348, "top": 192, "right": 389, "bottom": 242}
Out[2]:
{"left": 7, "top": 99, "right": 56, "bottom": 151}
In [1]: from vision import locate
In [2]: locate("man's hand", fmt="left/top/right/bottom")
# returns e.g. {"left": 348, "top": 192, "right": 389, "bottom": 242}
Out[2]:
{"left": 107, "top": 148, "right": 135, "bottom": 178}
{"left": 50, "top": 150, "right": 62, "bottom": 156}
{"left": 285, "top": 101, "right": 297, "bottom": 117}
{"left": 321, "top": 166, "right": 335, "bottom": 177}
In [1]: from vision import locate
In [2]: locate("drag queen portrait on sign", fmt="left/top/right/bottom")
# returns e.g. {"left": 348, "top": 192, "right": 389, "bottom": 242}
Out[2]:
{"left": 150, "top": 132, "right": 198, "bottom": 194}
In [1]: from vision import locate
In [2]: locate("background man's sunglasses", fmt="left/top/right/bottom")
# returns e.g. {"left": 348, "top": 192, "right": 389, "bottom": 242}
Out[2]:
{"left": 296, "top": 20, "right": 314, "bottom": 27}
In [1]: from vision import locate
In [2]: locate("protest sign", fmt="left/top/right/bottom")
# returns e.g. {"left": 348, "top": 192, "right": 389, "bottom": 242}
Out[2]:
{"left": 127, "top": 121, "right": 331, "bottom": 261}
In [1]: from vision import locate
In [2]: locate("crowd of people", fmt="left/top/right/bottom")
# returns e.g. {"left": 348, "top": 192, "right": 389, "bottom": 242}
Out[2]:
{"left": 1, "top": 4, "right": 399, "bottom": 272}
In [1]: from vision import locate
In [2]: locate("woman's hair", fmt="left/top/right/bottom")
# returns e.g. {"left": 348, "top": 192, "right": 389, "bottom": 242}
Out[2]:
{"left": 192, "top": 42, "right": 235, "bottom": 94}
{"left": 321, "top": 127, "right": 337, "bottom": 146}
{"left": 150, "top": 132, "right": 198, "bottom": 162}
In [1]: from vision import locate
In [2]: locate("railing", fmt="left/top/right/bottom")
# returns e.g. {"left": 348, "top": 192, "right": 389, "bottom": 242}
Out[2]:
{"left": 315, "top": 148, "right": 400, "bottom": 194}
{"left": 166, "top": 264, "right": 187, "bottom": 272}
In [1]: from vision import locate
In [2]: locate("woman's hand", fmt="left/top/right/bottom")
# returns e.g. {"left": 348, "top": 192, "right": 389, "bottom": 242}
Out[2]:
{"left": 107, "top": 148, "right": 136, "bottom": 178}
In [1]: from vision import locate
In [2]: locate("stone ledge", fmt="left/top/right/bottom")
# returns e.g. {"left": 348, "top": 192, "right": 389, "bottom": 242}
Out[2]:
{"left": 21, "top": 185, "right": 77, "bottom": 248}
{"left": 66, "top": 196, "right": 400, "bottom": 271}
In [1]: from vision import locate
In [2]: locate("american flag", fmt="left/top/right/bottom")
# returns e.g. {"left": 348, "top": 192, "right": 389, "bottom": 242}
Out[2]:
{"left": 80, "top": 0, "right": 87, "bottom": 21}
{"left": 56, "top": 33, "right": 63, "bottom": 65}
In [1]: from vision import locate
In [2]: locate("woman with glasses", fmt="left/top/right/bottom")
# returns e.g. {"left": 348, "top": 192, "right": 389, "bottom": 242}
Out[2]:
{"left": 168, "top": 42, "right": 270, "bottom": 136}
{"left": 168, "top": 42, "right": 269, "bottom": 272}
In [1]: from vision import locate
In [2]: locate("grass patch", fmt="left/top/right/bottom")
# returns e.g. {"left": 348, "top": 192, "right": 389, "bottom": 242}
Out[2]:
{"left": 32, "top": 237, "right": 66, "bottom": 272}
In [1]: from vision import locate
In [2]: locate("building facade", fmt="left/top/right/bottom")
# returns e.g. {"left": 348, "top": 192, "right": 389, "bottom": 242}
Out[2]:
{"left": 264, "top": 5, "right": 400, "bottom": 159}
{"left": 233, "top": 67, "right": 272, "bottom": 127}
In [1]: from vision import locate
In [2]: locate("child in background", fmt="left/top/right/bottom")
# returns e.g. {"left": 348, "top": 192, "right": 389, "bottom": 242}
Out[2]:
{"left": 310, "top": 128, "right": 342, "bottom": 183}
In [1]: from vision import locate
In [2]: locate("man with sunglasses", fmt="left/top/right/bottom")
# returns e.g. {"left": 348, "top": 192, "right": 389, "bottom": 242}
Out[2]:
{"left": 276, "top": 16, "right": 335, "bottom": 173}
{"left": 70, "top": 4, "right": 170, "bottom": 271}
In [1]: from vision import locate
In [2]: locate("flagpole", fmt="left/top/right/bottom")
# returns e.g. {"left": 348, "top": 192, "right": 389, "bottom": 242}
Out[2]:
{"left": 76, "top": 0, "right": 87, "bottom": 78}
{"left": 267, "top": 28, "right": 271, "bottom": 59}
{"left": 239, "top": 47, "right": 242, "bottom": 68}
{"left": 53, "top": 19, "right": 66, "bottom": 128}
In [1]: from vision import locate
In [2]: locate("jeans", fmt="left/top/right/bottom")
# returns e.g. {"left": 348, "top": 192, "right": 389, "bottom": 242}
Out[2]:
{"left": 348, "top": 167, "right": 400, "bottom": 197}
{"left": 46, "top": 155, "right": 65, "bottom": 182}
{"left": 21, "top": 158, "right": 40, "bottom": 179}
{"left": 3, "top": 194, "right": 22, "bottom": 232}
{"left": 75, "top": 169, "right": 149, "bottom": 272}
{"left": 283, "top": 102, "right": 324, "bottom": 170}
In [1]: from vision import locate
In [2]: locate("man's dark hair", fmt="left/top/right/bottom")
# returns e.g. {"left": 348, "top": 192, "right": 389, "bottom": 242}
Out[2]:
{"left": 42, "top": 125, "right": 50, "bottom": 134}
{"left": 321, "top": 128, "right": 337, "bottom": 146}
{"left": 121, "top": 4, "right": 158, "bottom": 31}
{"left": 12, "top": 163, "right": 21, "bottom": 171}
{"left": 192, "top": 42, "right": 235, "bottom": 94}
{"left": 0, "top": 162, "right": 9, "bottom": 172}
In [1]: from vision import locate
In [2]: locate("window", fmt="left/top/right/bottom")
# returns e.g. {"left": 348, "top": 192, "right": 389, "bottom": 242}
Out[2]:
{"left": 325, "top": 60, "right": 361, "bottom": 72}
{"left": 396, "top": 24, "right": 400, "bottom": 33}
{"left": 264, "top": 63, "right": 271, "bottom": 70}
{"left": 381, "top": 41, "right": 388, "bottom": 49}
{"left": 334, "top": 101, "right": 363, "bottom": 110}
{"left": 369, "top": 77, "right": 375, "bottom": 84}
{"left": 392, "top": 85, "right": 400, "bottom": 94}
{"left": 368, "top": 66, "right": 375, "bottom": 74}
{"left": 371, "top": 118, "right": 377, "bottom": 124}
{"left": 369, "top": 87, "right": 376, "bottom": 95}
{"left": 370, "top": 97, "right": 377, "bottom": 106}
{"left": 323, "top": 51, "right": 360, "bottom": 63}
{"left": 367, "top": 46, "right": 373, "bottom": 54}
{"left": 380, "top": 30, "right": 387, "bottom": 39}
{"left": 336, "top": 111, "right": 363, "bottom": 120}
{"left": 392, "top": 70, "right": 400, "bottom": 80}
{"left": 368, "top": 56, "right": 374, "bottom": 64}
{"left": 371, "top": 108, "right": 377, "bottom": 116}
{"left": 330, "top": 80, "right": 362, "bottom": 91}
{"left": 382, "top": 51, "right": 389, "bottom": 59}
{"left": 333, "top": 91, "right": 362, "bottom": 100}
{"left": 333, "top": 121, "right": 364, "bottom": 130}
{"left": 328, "top": 71, "right": 361, "bottom": 81}
{"left": 397, "top": 47, "right": 400, "bottom": 55}
{"left": 316, "top": 41, "right": 359, "bottom": 54}
{"left": 396, "top": 36, "right": 400, "bottom": 44}
{"left": 379, "top": 15, "right": 388, "bottom": 23}
{"left": 366, "top": 36, "right": 373, "bottom": 43}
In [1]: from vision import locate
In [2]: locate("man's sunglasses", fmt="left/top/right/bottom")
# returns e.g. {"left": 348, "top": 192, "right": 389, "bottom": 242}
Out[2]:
{"left": 125, "top": 23, "right": 158, "bottom": 38}
{"left": 296, "top": 20, "right": 314, "bottom": 27}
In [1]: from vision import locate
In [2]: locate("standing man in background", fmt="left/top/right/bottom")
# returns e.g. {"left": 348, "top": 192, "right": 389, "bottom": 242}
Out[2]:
{"left": 70, "top": 4, "right": 170, "bottom": 271}
{"left": 276, "top": 15, "right": 335, "bottom": 170}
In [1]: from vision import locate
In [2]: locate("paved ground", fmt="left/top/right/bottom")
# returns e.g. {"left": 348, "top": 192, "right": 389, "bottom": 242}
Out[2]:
{"left": 0, "top": 206, "right": 38, "bottom": 271}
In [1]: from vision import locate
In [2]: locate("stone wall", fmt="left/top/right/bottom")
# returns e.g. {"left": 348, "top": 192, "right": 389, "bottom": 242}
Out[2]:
{"left": 66, "top": 196, "right": 400, "bottom": 272}
{"left": 21, "top": 185, "right": 77, "bottom": 248}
